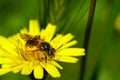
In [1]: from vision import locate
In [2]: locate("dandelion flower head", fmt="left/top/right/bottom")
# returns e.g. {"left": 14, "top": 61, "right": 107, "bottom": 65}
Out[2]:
{"left": 0, "top": 20, "right": 85, "bottom": 79}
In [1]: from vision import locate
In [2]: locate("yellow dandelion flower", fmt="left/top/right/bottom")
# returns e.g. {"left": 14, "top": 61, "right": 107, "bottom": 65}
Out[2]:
{"left": 0, "top": 20, "right": 85, "bottom": 79}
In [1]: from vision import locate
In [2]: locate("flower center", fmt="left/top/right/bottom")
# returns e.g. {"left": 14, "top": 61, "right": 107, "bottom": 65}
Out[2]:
{"left": 20, "top": 34, "right": 55, "bottom": 62}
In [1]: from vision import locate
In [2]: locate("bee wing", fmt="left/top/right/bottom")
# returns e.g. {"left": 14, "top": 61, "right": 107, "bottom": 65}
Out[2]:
{"left": 20, "top": 34, "right": 32, "bottom": 41}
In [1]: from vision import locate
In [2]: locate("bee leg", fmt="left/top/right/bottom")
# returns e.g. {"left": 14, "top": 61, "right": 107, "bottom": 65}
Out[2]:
{"left": 45, "top": 55, "right": 47, "bottom": 63}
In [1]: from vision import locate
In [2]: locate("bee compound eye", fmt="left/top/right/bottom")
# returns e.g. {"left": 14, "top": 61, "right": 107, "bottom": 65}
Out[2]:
{"left": 40, "top": 42, "right": 50, "bottom": 51}
{"left": 48, "top": 48, "right": 55, "bottom": 56}
{"left": 48, "top": 50, "right": 52, "bottom": 55}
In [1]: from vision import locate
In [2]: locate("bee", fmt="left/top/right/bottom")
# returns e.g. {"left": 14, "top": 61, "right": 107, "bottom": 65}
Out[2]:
{"left": 21, "top": 34, "right": 55, "bottom": 60}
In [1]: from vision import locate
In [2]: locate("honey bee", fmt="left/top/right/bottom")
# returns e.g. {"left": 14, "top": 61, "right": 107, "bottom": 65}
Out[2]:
{"left": 20, "top": 34, "right": 55, "bottom": 60}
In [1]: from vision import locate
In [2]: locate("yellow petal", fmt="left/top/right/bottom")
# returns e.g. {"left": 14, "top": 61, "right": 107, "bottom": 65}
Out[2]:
{"left": 12, "top": 64, "right": 24, "bottom": 73}
{"left": 0, "top": 69, "right": 11, "bottom": 76}
{"left": 55, "top": 33, "right": 74, "bottom": 49}
{"left": 21, "top": 62, "right": 33, "bottom": 75}
{"left": 59, "top": 40, "right": 77, "bottom": 50}
{"left": 50, "top": 34, "right": 63, "bottom": 49}
{"left": 20, "top": 28, "right": 28, "bottom": 34}
{"left": 8, "top": 33, "right": 22, "bottom": 46}
{"left": 0, "top": 36, "right": 15, "bottom": 49}
{"left": 0, "top": 49, "right": 6, "bottom": 57}
{"left": 8, "top": 36, "right": 18, "bottom": 46}
{"left": 43, "top": 23, "right": 56, "bottom": 42}
{"left": 54, "top": 56, "right": 78, "bottom": 63}
{"left": 56, "top": 48, "right": 85, "bottom": 56}
{"left": 1, "top": 61, "right": 23, "bottom": 73}
{"left": 0, "top": 50, "right": 19, "bottom": 62}
{"left": 0, "top": 36, "right": 18, "bottom": 56}
{"left": 34, "top": 65, "right": 43, "bottom": 79}
{"left": 29, "top": 20, "right": 40, "bottom": 35}
{"left": 0, "top": 58, "right": 12, "bottom": 64}
{"left": 1, "top": 64, "right": 12, "bottom": 69}
{"left": 43, "top": 63, "right": 61, "bottom": 78}
{"left": 50, "top": 61, "right": 63, "bottom": 69}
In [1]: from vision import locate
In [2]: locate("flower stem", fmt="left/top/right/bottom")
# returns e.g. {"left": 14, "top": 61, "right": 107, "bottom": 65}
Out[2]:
{"left": 80, "top": 0, "right": 96, "bottom": 80}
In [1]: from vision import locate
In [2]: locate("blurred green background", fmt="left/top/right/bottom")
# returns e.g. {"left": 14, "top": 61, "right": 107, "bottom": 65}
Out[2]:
{"left": 0, "top": 0, "right": 120, "bottom": 80}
